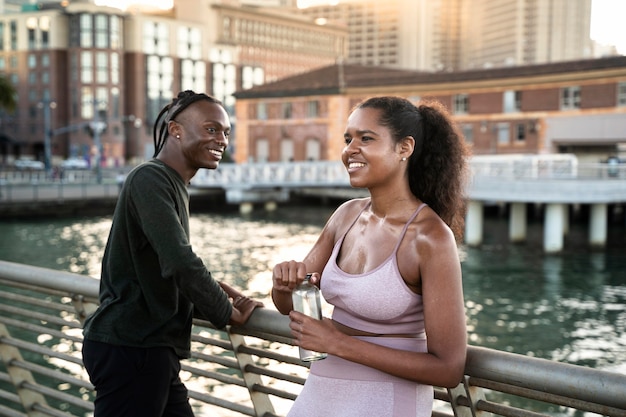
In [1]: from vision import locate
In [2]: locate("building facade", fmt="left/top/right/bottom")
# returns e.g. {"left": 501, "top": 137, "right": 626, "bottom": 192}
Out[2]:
{"left": 233, "top": 56, "right": 626, "bottom": 164}
{"left": 0, "top": 0, "right": 346, "bottom": 166}
{"left": 295, "top": 0, "right": 595, "bottom": 72}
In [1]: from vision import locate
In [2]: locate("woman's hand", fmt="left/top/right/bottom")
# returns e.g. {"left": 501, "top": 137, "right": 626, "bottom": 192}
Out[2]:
{"left": 289, "top": 311, "right": 337, "bottom": 354}
{"left": 271, "top": 261, "right": 320, "bottom": 315}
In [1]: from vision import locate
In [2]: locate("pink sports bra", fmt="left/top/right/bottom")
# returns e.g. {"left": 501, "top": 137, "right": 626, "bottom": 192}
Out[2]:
{"left": 321, "top": 201, "right": 427, "bottom": 336}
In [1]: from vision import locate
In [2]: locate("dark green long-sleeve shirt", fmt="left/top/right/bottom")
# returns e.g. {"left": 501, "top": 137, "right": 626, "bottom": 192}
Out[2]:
{"left": 83, "top": 159, "right": 232, "bottom": 358}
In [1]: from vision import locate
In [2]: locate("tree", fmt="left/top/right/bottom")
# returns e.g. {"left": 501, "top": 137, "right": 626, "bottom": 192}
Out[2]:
{"left": 0, "top": 74, "right": 16, "bottom": 112}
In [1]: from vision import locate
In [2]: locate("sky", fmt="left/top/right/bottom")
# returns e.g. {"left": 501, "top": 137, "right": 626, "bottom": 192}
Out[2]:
{"left": 591, "top": 0, "right": 626, "bottom": 54}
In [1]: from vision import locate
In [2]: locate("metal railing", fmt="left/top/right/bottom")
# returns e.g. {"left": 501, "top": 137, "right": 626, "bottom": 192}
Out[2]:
{"left": 0, "top": 260, "right": 624, "bottom": 417}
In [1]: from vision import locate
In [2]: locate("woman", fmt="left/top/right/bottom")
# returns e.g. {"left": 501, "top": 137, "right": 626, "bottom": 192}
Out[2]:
{"left": 271, "top": 96, "right": 470, "bottom": 416}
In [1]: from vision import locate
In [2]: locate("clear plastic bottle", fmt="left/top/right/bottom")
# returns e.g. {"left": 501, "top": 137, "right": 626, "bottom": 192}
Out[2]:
{"left": 291, "top": 273, "right": 328, "bottom": 362}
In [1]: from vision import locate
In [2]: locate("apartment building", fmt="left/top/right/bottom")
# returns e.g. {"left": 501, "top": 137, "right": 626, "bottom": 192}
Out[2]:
{"left": 233, "top": 56, "right": 626, "bottom": 164}
{"left": 0, "top": 0, "right": 346, "bottom": 165}
{"left": 294, "top": 0, "right": 594, "bottom": 71}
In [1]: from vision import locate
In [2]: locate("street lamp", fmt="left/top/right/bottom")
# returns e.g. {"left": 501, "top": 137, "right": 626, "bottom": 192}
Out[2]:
{"left": 38, "top": 99, "right": 57, "bottom": 174}
{"left": 89, "top": 119, "right": 107, "bottom": 184}
{"left": 122, "top": 114, "right": 142, "bottom": 163}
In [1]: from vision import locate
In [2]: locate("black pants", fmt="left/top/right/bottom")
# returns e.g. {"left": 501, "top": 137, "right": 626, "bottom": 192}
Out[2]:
{"left": 82, "top": 339, "right": 194, "bottom": 417}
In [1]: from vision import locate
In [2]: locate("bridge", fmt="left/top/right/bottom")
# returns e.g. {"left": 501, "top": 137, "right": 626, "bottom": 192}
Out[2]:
{"left": 2, "top": 154, "right": 625, "bottom": 252}
{"left": 190, "top": 154, "right": 626, "bottom": 203}
{"left": 191, "top": 154, "right": 626, "bottom": 253}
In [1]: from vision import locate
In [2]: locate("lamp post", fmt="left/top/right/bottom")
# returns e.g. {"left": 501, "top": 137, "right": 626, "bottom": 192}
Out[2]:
{"left": 38, "top": 99, "right": 57, "bottom": 174}
{"left": 86, "top": 100, "right": 108, "bottom": 184}
{"left": 90, "top": 119, "right": 107, "bottom": 184}
{"left": 122, "top": 114, "right": 142, "bottom": 164}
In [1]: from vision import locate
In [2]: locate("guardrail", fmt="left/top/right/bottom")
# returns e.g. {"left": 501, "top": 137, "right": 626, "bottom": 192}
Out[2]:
{"left": 0, "top": 260, "right": 624, "bottom": 417}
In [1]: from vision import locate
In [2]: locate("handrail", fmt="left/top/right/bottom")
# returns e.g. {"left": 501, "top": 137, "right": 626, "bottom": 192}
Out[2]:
{"left": 0, "top": 260, "right": 624, "bottom": 417}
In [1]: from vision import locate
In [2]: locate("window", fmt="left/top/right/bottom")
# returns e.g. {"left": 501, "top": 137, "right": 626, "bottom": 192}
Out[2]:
{"left": 181, "top": 59, "right": 205, "bottom": 93}
{"left": 110, "top": 16, "right": 121, "bottom": 49}
{"left": 305, "top": 138, "right": 321, "bottom": 160}
{"left": 80, "top": 14, "right": 92, "bottom": 48}
{"left": 146, "top": 55, "right": 174, "bottom": 122}
{"left": 111, "top": 87, "right": 120, "bottom": 118}
{"left": 281, "top": 139, "right": 294, "bottom": 162}
{"left": 10, "top": 21, "right": 17, "bottom": 50}
{"left": 95, "top": 14, "right": 108, "bottom": 48}
{"left": 241, "top": 65, "right": 264, "bottom": 89}
{"left": 461, "top": 124, "right": 473, "bottom": 144}
{"left": 81, "top": 86, "right": 94, "bottom": 119}
{"left": 453, "top": 94, "right": 469, "bottom": 114}
{"left": 212, "top": 62, "right": 236, "bottom": 115}
{"left": 307, "top": 101, "right": 319, "bottom": 118}
{"left": 516, "top": 123, "right": 526, "bottom": 141}
{"left": 96, "top": 52, "right": 108, "bottom": 83}
{"left": 143, "top": 21, "right": 169, "bottom": 56}
{"left": 257, "top": 102, "right": 267, "bottom": 120}
{"left": 177, "top": 27, "right": 201, "bottom": 59}
{"left": 26, "top": 17, "right": 37, "bottom": 50}
{"left": 503, "top": 90, "right": 521, "bottom": 113}
{"left": 282, "top": 102, "right": 292, "bottom": 119}
{"left": 254, "top": 139, "right": 269, "bottom": 162}
{"left": 561, "top": 86, "right": 580, "bottom": 110}
{"left": 28, "top": 28, "right": 36, "bottom": 49}
{"left": 40, "top": 16, "right": 50, "bottom": 49}
{"left": 497, "top": 123, "right": 510, "bottom": 144}
{"left": 81, "top": 51, "right": 93, "bottom": 83}
{"left": 96, "top": 87, "right": 108, "bottom": 116}
{"left": 28, "top": 54, "right": 37, "bottom": 68}
{"left": 110, "top": 52, "right": 119, "bottom": 84}
{"left": 618, "top": 82, "right": 626, "bottom": 107}
{"left": 0, "top": 22, "right": 4, "bottom": 50}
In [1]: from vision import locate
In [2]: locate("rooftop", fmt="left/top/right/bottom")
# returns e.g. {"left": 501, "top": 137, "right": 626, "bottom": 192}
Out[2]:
{"left": 234, "top": 55, "right": 626, "bottom": 99}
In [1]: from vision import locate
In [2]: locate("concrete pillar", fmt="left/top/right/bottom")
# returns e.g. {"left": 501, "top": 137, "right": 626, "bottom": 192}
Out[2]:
{"left": 465, "top": 200, "right": 484, "bottom": 246}
{"left": 264, "top": 201, "right": 277, "bottom": 212}
{"left": 239, "top": 202, "right": 253, "bottom": 214}
{"left": 544, "top": 203, "right": 565, "bottom": 253}
{"left": 589, "top": 203, "right": 608, "bottom": 248}
{"left": 509, "top": 202, "right": 527, "bottom": 242}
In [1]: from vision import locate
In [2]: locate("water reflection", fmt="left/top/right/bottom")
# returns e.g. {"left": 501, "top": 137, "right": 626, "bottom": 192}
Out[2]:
{"left": 0, "top": 207, "right": 624, "bottom": 377}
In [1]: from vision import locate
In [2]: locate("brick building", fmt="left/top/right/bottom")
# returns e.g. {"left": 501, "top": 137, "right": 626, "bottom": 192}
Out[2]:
{"left": 0, "top": 0, "right": 346, "bottom": 166}
{"left": 233, "top": 56, "right": 626, "bottom": 164}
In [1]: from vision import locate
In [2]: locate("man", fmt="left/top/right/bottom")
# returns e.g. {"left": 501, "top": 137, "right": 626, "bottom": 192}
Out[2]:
{"left": 82, "top": 91, "right": 262, "bottom": 416}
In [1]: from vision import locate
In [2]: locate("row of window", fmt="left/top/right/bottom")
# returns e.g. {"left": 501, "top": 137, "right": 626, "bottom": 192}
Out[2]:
{"left": 461, "top": 121, "right": 535, "bottom": 145}
{"left": 247, "top": 86, "right": 624, "bottom": 121}
{"left": 255, "top": 100, "right": 320, "bottom": 120}
{"left": 452, "top": 83, "right": 626, "bottom": 114}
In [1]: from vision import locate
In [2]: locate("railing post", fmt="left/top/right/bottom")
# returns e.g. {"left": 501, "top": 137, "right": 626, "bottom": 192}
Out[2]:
{"left": 228, "top": 331, "right": 276, "bottom": 417}
{"left": 448, "top": 375, "right": 490, "bottom": 417}
{"left": 0, "top": 324, "right": 51, "bottom": 417}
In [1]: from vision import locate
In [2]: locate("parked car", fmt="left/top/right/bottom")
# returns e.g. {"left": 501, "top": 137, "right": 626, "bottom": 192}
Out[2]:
{"left": 61, "top": 158, "right": 89, "bottom": 169}
{"left": 14, "top": 159, "right": 45, "bottom": 170}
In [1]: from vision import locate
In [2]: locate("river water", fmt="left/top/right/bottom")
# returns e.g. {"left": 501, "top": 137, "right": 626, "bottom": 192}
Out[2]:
{"left": 0, "top": 204, "right": 625, "bottom": 379}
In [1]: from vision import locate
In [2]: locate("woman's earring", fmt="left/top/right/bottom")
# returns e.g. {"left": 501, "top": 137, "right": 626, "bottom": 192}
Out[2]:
{"left": 401, "top": 157, "right": 407, "bottom": 161}
{"left": 176, "top": 135, "right": 180, "bottom": 139}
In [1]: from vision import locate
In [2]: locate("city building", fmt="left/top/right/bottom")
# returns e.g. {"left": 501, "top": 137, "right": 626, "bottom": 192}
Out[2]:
{"left": 0, "top": 0, "right": 346, "bottom": 166}
{"left": 294, "top": 0, "right": 595, "bottom": 72}
{"left": 233, "top": 56, "right": 626, "bottom": 164}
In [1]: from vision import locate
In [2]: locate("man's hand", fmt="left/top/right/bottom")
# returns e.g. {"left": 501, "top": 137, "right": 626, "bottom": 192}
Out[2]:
{"left": 230, "top": 295, "right": 263, "bottom": 325}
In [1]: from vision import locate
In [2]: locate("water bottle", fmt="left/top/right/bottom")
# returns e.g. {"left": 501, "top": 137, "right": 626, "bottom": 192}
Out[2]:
{"left": 291, "top": 273, "right": 328, "bottom": 362}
